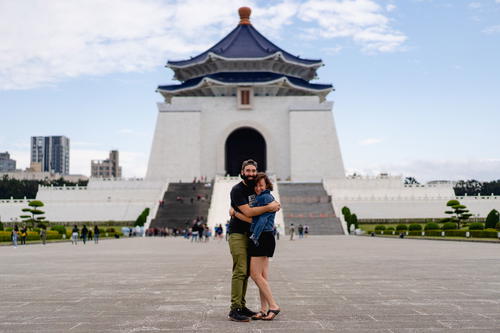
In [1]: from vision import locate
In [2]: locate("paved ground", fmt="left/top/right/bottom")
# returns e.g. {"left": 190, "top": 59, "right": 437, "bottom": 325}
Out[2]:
{"left": 1, "top": 236, "right": 500, "bottom": 332}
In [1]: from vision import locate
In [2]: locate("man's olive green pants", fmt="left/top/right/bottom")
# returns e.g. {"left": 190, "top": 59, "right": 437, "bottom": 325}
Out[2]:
{"left": 228, "top": 233, "right": 250, "bottom": 310}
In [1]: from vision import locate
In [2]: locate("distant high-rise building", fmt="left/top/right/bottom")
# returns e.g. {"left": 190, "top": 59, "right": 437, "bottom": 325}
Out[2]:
{"left": 0, "top": 152, "right": 16, "bottom": 172}
{"left": 31, "top": 136, "right": 70, "bottom": 175}
{"left": 91, "top": 150, "right": 122, "bottom": 178}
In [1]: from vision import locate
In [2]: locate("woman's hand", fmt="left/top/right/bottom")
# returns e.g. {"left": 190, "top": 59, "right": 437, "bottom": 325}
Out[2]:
{"left": 229, "top": 207, "right": 235, "bottom": 217}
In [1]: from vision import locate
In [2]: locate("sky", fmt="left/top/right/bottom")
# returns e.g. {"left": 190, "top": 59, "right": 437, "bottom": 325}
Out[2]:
{"left": 1, "top": 0, "right": 499, "bottom": 183}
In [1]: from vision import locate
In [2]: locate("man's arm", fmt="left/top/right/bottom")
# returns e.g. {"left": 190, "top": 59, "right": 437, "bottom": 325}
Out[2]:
{"left": 238, "top": 201, "right": 280, "bottom": 217}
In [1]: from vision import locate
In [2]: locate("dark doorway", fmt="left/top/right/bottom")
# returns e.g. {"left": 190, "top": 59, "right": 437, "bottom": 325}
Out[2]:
{"left": 225, "top": 127, "right": 266, "bottom": 176}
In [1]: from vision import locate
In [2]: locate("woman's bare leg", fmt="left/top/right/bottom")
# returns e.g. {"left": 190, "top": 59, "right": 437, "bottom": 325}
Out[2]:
{"left": 250, "top": 257, "right": 279, "bottom": 311}
{"left": 251, "top": 257, "right": 269, "bottom": 313}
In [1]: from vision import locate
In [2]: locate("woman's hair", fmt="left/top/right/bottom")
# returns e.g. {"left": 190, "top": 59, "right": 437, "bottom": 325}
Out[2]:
{"left": 255, "top": 172, "right": 273, "bottom": 191}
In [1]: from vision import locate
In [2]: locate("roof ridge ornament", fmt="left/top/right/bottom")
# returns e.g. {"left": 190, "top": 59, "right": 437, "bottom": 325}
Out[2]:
{"left": 239, "top": 7, "right": 251, "bottom": 25}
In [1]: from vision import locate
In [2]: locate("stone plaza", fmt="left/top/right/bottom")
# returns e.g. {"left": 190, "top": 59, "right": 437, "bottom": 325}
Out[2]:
{"left": 1, "top": 236, "right": 500, "bottom": 332}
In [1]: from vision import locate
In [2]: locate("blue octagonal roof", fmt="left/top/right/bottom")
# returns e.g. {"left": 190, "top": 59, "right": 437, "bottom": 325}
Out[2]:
{"left": 168, "top": 23, "right": 322, "bottom": 68}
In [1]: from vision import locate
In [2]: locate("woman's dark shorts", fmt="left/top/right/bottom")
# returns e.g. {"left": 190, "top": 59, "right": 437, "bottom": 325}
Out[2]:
{"left": 248, "top": 231, "right": 276, "bottom": 257}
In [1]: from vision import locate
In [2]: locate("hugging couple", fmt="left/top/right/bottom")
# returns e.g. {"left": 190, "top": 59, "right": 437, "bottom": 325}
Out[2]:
{"left": 227, "top": 159, "right": 281, "bottom": 322}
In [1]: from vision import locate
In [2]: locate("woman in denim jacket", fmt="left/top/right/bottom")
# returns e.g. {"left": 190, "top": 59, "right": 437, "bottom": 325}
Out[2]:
{"left": 234, "top": 172, "right": 280, "bottom": 320}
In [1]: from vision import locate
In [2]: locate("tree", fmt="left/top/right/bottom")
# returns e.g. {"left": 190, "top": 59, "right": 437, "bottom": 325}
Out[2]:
{"left": 485, "top": 209, "right": 499, "bottom": 229}
{"left": 404, "top": 177, "right": 419, "bottom": 185}
{"left": 135, "top": 208, "right": 150, "bottom": 227}
{"left": 20, "top": 200, "right": 46, "bottom": 229}
{"left": 341, "top": 206, "right": 356, "bottom": 233}
{"left": 444, "top": 199, "right": 472, "bottom": 229}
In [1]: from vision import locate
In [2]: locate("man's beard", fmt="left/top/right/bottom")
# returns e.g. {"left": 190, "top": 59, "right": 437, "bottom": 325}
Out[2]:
{"left": 240, "top": 174, "right": 256, "bottom": 188}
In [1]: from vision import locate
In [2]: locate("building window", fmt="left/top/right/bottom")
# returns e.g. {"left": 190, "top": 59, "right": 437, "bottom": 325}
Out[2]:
{"left": 237, "top": 87, "right": 253, "bottom": 110}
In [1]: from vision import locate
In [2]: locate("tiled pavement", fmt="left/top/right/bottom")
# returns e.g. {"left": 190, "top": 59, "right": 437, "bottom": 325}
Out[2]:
{"left": 1, "top": 236, "right": 499, "bottom": 332}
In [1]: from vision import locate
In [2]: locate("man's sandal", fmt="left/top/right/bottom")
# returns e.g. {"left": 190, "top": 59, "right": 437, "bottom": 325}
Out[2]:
{"left": 251, "top": 311, "right": 267, "bottom": 320}
{"left": 262, "top": 309, "right": 280, "bottom": 321}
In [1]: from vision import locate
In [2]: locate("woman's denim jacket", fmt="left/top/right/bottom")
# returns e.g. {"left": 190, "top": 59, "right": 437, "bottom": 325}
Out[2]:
{"left": 249, "top": 189, "right": 275, "bottom": 246}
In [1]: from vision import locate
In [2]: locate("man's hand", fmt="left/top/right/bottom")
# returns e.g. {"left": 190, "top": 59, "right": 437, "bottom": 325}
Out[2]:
{"left": 267, "top": 201, "right": 281, "bottom": 212}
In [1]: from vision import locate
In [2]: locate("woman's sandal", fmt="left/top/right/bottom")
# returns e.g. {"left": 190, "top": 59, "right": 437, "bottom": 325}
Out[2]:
{"left": 251, "top": 311, "right": 267, "bottom": 320}
{"left": 262, "top": 308, "right": 280, "bottom": 321}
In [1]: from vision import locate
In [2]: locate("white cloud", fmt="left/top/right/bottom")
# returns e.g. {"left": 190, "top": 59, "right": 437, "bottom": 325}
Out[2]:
{"left": 359, "top": 138, "right": 382, "bottom": 145}
{"left": 347, "top": 158, "right": 500, "bottom": 182}
{"left": 298, "top": 0, "right": 407, "bottom": 53}
{"left": 386, "top": 4, "right": 396, "bottom": 12}
{"left": 482, "top": 25, "right": 500, "bottom": 34}
{"left": 0, "top": 0, "right": 407, "bottom": 90}
{"left": 469, "top": 2, "right": 481, "bottom": 9}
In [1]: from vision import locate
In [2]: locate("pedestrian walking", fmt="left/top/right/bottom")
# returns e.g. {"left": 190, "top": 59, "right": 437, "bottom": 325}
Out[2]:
{"left": 11, "top": 225, "right": 19, "bottom": 247}
{"left": 81, "top": 225, "right": 88, "bottom": 244}
{"left": 71, "top": 225, "right": 79, "bottom": 245}
{"left": 289, "top": 224, "right": 295, "bottom": 240}
{"left": 298, "top": 224, "right": 304, "bottom": 239}
{"left": 94, "top": 225, "right": 100, "bottom": 244}
{"left": 20, "top": 226, "right": 27, "bottom": 245}
{"left": 40, "top": 226, "right": 47, "bottom": 245}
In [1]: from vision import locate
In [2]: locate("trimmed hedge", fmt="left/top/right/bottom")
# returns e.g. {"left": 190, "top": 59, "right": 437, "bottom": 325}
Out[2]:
{"left": 408, "top": 224, "right": 422, "bottom": 231}
{"left": 424, "top": 222, "right": 440, "bottom": 231}
{"left": 0, "top": 231, "right": 12, "bottom": 242}
{"left": 468, "top": 222, "right": 484, "bottom": 231}
{"left": 444, "top": 230, "right": 467, "bottom": 237}
{"left": 408, "top": 231, "right": 422, "bottom": 236}
{"left": 386, "top": 227, "right": 395, "bottom": 231}
{"left": 442, "top": 222, "right": 458, "bottom": 230}
{"left": 425, "top": 230, "right": 443, "bottom": 237}
{"left": 374, "top": 225, "right": 386, "bottom": 231}
{"left": 469, "top": 229, "right": 498, "bottom": 238}
{"left": 497, "top": 222, "right": 500, "bottom": 230}
{"left": 51, "top": 225, "right": 67, "bottom": 235}
{"left": 396, "top": 224, "right": 408, "bottom": 231}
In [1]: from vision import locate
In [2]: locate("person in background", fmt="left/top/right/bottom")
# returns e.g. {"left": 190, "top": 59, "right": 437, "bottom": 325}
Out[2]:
{"left": 94, "top": 225, "right": 100, "bottom": 244}
{"left": 71, "top": 225, "right": 79, "bottom": 245}
{"left": 40, "top": 225, "right": 47, "bottom": 245}
{"left": 11, "top": 225, "right": 19, "bottom": 248}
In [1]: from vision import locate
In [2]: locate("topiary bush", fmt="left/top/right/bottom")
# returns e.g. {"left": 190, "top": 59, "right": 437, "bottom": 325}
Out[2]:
{"left": 374, "top": 225, "right": 386, "bottom": 231}
{"left": 408, "top": 224, "right": 422, "bottom": 231}
{"left": 425, "top": 230, "right": 443, "bottom": 237}
{"left": 396, "top": 224, "right": 408, "bottom": 231}
{"left": 0, "top": 231, "right": 12, "bottom": 242}
{"left": 468, "top": 222, "right": 484, "bottom": 231}
{"left": 386, "top": 227, "right": 395, "bottom": 231}
{"left": 469, "top": 229, "right": 498, "bottom": 238}
{"left": 408, "top": 231, "right": 422, "bottom": 236}
{"left": 0, "top": 221, "right": 3, "bottom": 231}
{"left": 51, "top": 225, "right": 67, "bottom": 235}
{"left": 442, "top": 222, "right": 457, "bottom": 230}
{"left": 444, "top": 230, "right": 467, "bottom": 237}
{"left": 424, "top": 222, "right": 440, "bottom": 231}
{"left": 497, "top": 222, "right": 500, "bottom": 231}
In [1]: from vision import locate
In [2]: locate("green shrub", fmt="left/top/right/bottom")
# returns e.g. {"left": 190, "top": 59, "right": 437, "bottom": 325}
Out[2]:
{"left": 442, "top": 222, "right": 457, "bottom": 230}
{"left": 26, "top": 231, "right": 40, "bottom": 241}
{"left": 374, "top": 225, "right": 386, "bottom": 231}
{"left": 424, "top": 222, "right": 440, "bottom": 231}
{"left": 106, "top": 227, "right": 116, "bottom": 233}
{"left": 485, "top": 209, "right": 499, "bottom": 229}
{"left": 46, "top": 230, "right": 62, "bottom": 240}
{"left": 375, "top": 230, "right": 383, "bottom": 234}
{"left": 444, "top": 230, "right": 467, "bottom": 237}
{"left": 470, "top": 229, "right": 498, "bottom": 238}
{"left": 497, "top": 222, "right": 500, "bottom": 231}
{"left": 0, "top": 221, "right": 3, "bottom": 231}
{"left": 51, "top": 225, "right": 67, "bottom": 235}
{"left": 408, "top": 231, "right": 423, "bottom": 236}
{"left": 425, "top": 230, "right": 443, "bottom": 237}
{"left": 0, "top": 231, "right": 12, "bottom": 242}
{"left": 396, "top": 224, "right": 408, "bottom": 231}
{"left": 386, "top": 227, "right": 395, "bottom": 231}
{"left": 468, "top": 222, "right": 484, "bottom": 230}
{"left": 408, "top": 224, "right": 422, "bottom": 231}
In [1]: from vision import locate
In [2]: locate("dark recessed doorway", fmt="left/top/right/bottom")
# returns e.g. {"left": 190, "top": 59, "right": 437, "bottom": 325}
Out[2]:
{"left": 225, "top": 127, "right": 266, "bottom": 176}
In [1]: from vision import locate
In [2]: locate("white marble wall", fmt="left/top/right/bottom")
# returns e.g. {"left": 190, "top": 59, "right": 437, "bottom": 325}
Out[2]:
{"left": 145, "top": 96, "right": 345, "bottom": 182}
